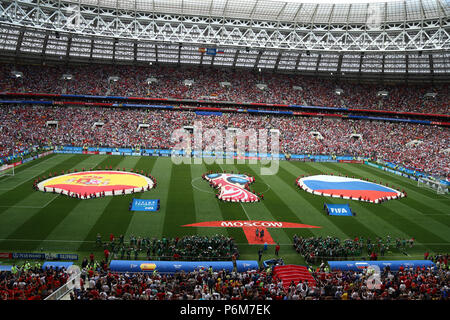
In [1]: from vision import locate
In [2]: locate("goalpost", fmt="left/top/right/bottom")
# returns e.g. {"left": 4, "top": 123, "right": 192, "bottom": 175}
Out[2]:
{"left": 418, "top": 177, "right": 449, "bottom": 195}
{"left": 0, "top": 152, "right": 15, "bottom": 178}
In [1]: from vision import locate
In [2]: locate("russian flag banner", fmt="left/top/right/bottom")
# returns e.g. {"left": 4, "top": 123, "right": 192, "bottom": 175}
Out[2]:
{"left": 297, "top": 175, "right": 405, "bottom": 203}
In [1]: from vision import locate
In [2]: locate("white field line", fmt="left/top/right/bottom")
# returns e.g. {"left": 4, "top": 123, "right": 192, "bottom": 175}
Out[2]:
{"left": 0, "top": 157, "right": 109, "bottom": 191}
{"left": 0, "top": 155, "right": 59, "bottom": 181}
{"left": 190, "top": 177, "right": 214, "bottom": 194}
{"left": 0, "top": 158, "right": 63, "bottom": 190}
{"left": 240, "top": 202, "right": 252, "bottom": 221}
{"left": 357, "top": 163, "right": 450, "bottom": 200}
{"left": 0, "top": 194, "right": 59, "bottom": 209}
{"left": 256, "top": 182, "right": 271, "bottom": 193}
{"left": 39, "top": 194, "right": 60, "bottom": 207}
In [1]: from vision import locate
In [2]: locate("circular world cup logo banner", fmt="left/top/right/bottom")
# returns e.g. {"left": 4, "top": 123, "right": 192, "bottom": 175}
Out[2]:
{"left": 37, "top": 171, "right": 155, "bottom": 199}
{"left": 203, "top": 173, "right": 260, "bottom": 203}
{"left": 296, "top": 174, "right": 405, "bottom": 203}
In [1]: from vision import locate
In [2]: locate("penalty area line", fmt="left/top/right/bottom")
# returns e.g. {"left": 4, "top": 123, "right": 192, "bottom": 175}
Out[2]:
{"left": 0, "top": 194, "right": 59, "bottom": 209}
{"left": 0, "top": 156, "right": 60, "bottom": 183}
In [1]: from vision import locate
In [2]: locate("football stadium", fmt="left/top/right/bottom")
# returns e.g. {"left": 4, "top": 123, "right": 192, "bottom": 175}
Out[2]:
{"left": 0, "top": 0, "right": 449, "bottom": 303}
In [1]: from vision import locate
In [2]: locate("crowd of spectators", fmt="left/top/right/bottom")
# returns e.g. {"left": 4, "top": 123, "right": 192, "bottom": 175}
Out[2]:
{"left": 309, "top": 263, "right": 449, "bottom": 300}
{"left": 96, "top": 234, "right": 238, "bottom": 261}
{"left": 1, "top": 252, "right": 448, "bottom": 300}
{"left": 424, "top": 252, "right": 449, "bottom": 266}
{"left": 293, "top": 235, "right": 415, "bottom": 264}
{"left": 72, "top": 266, "right": 282, "bottom": 300}
{"left": 1, "top": 104, "right": 448, "bottom": 178}
{"left": 0, "top": 262, "right": 69, "bottom": 300}
{"left": 70, "top": 260, "right": 449, "bottom": 300}
{"left": 1, "top": 63, "right": 448, "bottom": 114}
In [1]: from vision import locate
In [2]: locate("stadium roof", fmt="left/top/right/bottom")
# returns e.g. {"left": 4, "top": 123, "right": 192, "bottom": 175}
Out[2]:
{"left": 0, "top": 0, "right": 449, "bottom": 81}
{"left": 72, "top": 0, "right": 448, "bottom": 23}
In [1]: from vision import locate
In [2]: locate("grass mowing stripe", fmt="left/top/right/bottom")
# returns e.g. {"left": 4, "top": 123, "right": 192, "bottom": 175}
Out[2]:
{"left": 124, "top": 157, "right": 173, "bottom": 239}
{"left": 360, "top": 163, "right": 449, "bottom": 203}
{"left": 312, "top": 162, "right": 429, "bottom": 240}
{"left": 37, "top": 155, "right": 115, "bottom": 253}
{"left": 190, "top": 162, "right": 229, "bottom": 238}
{"left": 335, "top": 163, "right": 450, "bottom": 229}
{"left": 0, "top": 155, "right": 82, "bottom": 216}
{"left": 245, "top": 163, "right": 316, "bottom": 239}
{"left": 216, "top": 161, "right": 312, "bottom": 264}
{"left": 283, "top": 161, "right": 388, "bottom": 240}
{"left": 276, "top": 162, "right": 349, "bottom": 239}
{"left": 355, "top": 163, "right": 450, "bottom": 207}
{"left": 220, "top": 162, "right": 280, "bottom": 221}
{"left": 216, "top": 161, "right": 294, "bottom": 254}
{"left": 221, "top": 162, "right": 295, "bottom": 253}
{"left": 346, "top": 164, "right": 450, "bottom": 226}
{"left": 320, "top": 162, "right": 449, "bottom": 253}
{"left": 387, "top": 201, "right": 450, "bottom": 241}
{"left": 161, "top": 161, "right": 197, "bottom": 239}
{"left": 120, "top": 156, "right": 160, "bottom": 238}
{"left": 283, "top": 161, "right": 447, "bottom": 258}
{"left": 309, "top": 162, "right": 413, "bottom": 239}
{"left": 76, "top": 156, "right": 141, "bottom": 253}
{"left": 0, "top": 155, "right": 90, "bottom": 247}
{"left": 0, "top": 153, "right": 56, "bottom": 178}
{"left": 203, "top": 161, "right": 257, "bottom": 260}
{"left": 360, "top": 203, "right": 449, "bottom": 253}
{"left": 0, "top": 154, "right": 59, "bottom": 191}
{"left": 245, "top": 163, "right": 317, "bottom": 264}
{"left": 0, "top": 155, "right": 94, "bottom": 252}
{"left": 348, "top": 167, "right": 450, "bottom": 219}
{"left": 287, "top": 161, "right": 381, "bottom": 240}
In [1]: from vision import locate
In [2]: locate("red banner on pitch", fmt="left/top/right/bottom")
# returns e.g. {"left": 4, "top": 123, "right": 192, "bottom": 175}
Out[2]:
{"left": 183, "top": 220, "right": 320, "bottom": 245}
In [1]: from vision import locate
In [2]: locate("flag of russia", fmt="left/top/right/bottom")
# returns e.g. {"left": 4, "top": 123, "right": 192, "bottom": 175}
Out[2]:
{"left": 297, "top": 175, "right": 404, "bottom": 203}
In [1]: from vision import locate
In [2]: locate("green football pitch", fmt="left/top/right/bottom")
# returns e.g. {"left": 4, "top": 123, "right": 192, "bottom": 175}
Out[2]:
{"left": 0, "top": 153, "right": 449, "bottom": 266}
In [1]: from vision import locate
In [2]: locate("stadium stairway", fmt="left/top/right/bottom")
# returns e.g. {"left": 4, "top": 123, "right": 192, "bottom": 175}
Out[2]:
{"left": 273, "top": 265, "right": 316, "bottom": 288}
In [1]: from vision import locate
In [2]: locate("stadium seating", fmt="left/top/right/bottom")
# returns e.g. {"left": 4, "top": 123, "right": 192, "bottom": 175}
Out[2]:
{"left": 1, "top": 254, "right": 447, "bottom": 300}
{"left": 1, "top": 105, "right": 448, "bottom": 178}
{"left": 0, "top": 266, "right": 68, "bottom": 300}
{"left": 4, "top": 259, "right": 447, "bottom": 300}
{"left": 1, "top": 63, "right": 448, "bottom": 114}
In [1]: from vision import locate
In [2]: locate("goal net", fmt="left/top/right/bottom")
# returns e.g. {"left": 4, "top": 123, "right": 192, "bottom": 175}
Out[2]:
{"left": 0, "top": 151, "right": 16, "bottom": 178}
{"left": 418, "top": 177, "right": 449, "bottom": 195}
{"left": 0, "top": 164, "right": 15, "bottom": 178}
